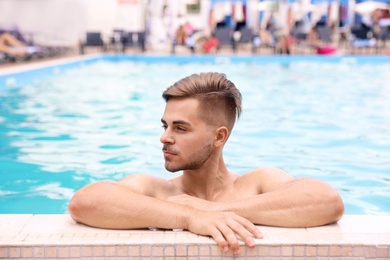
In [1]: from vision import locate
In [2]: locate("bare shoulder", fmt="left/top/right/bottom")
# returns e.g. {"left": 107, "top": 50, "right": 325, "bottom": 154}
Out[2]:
{"left": 239, "top": 167, "right": 295, "bottom": 194}
{"left": 118, "top": 174, "right": 175, "bottom": 198}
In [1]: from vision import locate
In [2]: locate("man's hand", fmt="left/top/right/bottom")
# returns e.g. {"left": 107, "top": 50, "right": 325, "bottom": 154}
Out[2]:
{"left": 168, "top": 194, "right": 263, "bottom": 254}
{"left": 188, "top": 210, "right": 263, "bottom": 255}
{"left": 185, "top": 209, "right": 262, "bottom": 255}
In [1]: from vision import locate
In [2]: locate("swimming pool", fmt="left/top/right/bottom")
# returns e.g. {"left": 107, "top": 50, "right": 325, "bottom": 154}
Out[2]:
{"left": 1, "top": 55, "right": 389, "bottom": 215}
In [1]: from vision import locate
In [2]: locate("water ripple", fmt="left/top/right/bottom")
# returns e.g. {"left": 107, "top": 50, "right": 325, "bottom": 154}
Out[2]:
{"left": 1, "top": 60, "right": 389, "bottom": 214}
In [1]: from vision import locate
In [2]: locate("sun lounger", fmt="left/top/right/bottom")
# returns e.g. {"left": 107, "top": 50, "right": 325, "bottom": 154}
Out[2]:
{"left": 121, "top": 32, "right": 145, "bottom": 53}
{"left": 349, "top": 26, "right": 377, "bottom": 54}
{"left": 213, "top": 27, "right": 236, "bottom": 53}
{"left": 235, "top": 27, "right": 255, "bottom": 53}
{"left": 79, "top": 32, "right": 105, "bottom": 54}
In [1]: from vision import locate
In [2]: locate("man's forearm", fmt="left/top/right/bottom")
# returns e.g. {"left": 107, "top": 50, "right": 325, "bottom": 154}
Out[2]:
{"left": 68, "top": 181, "right": 190, "bottom": 230}
{"left": 68, "top": 181, "right": 263, "bottom": 254}
{"left": 217, "top": 178, "right": 344, "bottom": 227}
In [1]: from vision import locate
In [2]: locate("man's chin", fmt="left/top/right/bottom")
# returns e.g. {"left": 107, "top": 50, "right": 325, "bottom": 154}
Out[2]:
{"left": 164, "top": 163, "right": 180, "bottom": 173}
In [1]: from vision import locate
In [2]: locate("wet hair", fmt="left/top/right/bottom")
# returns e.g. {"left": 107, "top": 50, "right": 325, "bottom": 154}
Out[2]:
{"left": 162, "top": 72, "right": 242, "bottom": 133}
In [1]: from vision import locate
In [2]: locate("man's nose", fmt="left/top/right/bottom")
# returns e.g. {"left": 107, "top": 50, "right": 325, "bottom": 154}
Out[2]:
{"left": 160, "top": 129, "right": 174, "bottom": 144}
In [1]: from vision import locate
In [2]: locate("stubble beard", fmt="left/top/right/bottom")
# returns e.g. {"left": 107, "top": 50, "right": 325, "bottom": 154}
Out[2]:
{"left": 164, "top": 143, "right": 213, "bottom": 172}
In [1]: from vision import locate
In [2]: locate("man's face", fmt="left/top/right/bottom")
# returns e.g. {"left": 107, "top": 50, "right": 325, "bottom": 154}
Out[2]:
{"left": 160, "top": 98, "right": 213, "bottom": 172}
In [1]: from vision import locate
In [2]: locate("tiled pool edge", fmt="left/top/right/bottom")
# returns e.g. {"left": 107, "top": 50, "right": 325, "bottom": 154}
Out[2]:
{"left": 1, "top": 215, "right": 389, "bottom": 259}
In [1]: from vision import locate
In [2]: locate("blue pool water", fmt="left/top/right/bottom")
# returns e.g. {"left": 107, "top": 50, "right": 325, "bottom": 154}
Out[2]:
{"left": 0, "top": 55, "right": 389, "bottom": 214}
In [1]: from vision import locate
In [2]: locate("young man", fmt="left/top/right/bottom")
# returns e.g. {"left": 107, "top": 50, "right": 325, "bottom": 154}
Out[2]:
{"left": 68, "top": 72, "right": 344, "bottom": 255}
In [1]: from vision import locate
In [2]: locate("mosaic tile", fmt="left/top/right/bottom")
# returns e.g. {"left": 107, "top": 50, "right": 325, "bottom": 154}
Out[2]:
{"left": 0, "top": 214, "right": 389, "bottom": 259}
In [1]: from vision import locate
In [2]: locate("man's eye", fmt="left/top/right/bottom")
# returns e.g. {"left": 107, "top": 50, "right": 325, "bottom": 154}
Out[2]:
{"left": 162, "top": 125, "right": 167, "bottom": 130}
{"left": 177, "top": 127, "right": 186, "bottom": 131}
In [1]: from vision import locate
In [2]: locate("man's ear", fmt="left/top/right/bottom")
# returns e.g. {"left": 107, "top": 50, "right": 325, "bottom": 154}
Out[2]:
{"left": 214, "top": 126, "right": 229, "bottom": 147}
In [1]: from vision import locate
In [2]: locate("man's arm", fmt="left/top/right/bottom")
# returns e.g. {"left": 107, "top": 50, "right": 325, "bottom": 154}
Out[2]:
{"left": 68, "top": 177, "right": 189, "bottom": 230}
{"left": 68, "top": 174, "right": 261, "bottom": 255}
{"left": 224, "top": 171, "right": 344, "bottom": 227}
{"left": 168, "top": 168, "right": 344, "bottom": 228}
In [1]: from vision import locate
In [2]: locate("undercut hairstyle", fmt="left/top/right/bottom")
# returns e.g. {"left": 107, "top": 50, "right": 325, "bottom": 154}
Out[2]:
{"left": 162, "top": 72, "right": 242, "bottom": 133}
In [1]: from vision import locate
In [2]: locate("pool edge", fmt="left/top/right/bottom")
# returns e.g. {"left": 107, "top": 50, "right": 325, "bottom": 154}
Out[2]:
{"left": 1, "top": 214, "right": 389, "bottom": 259}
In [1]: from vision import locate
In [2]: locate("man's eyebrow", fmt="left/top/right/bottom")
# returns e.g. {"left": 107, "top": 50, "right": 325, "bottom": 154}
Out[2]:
{"left": 172, "top": 120, "right": 191, "bottom": 125}
{"left": 160, "top": 119, "right": 191, "bottom": 125}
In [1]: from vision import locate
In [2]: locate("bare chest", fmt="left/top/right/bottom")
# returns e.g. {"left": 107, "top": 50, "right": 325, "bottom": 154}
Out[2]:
{"left": 212, "top": 183, "right": 259, "bottom": 202}
{"left": 163, "top": 178, "right": 259, "bottom": 202}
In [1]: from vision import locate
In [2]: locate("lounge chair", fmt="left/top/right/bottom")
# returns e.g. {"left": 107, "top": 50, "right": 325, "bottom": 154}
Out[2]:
{"left": 316, "top": 26, "right": 332, "bottom": 43}
{"left": 374, "top": 26, "right": 390, "bottom": 53}
{"left": 235, "top": 27, "right": 255, "bottom": 53}
{"left": 121, "top": 32, "right": 145, "bottom": 53}
{"left": 252, "top": 29, "right": 277, "bottom": 54}
{"left": 349, "top": 26, "right": 377, "bottom": 54}
{"left": 0, "top": 31, "right": 49, "bottom": 62}
{"left": 109, "top": 29, "right": 125, "bottom": 52}
{"left": 292, "top": 25, "right": 336, "bottom": 55}
{"left": 290, "top": 25, "right": 310, "bottom": 54}
{"left": 213, "top": 27, "right": 236, "bottom": 53}
{"left": 79, "top": 32, "right": 105, "bottom": 54}
{"left": 171, "top": 31, "right": 197, "bottom": 55}
{"left": 0, "top": 46, "right": 48, "bottom": 63}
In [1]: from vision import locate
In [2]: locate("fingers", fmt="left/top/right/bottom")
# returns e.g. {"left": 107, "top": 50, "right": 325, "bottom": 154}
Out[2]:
{"left": 226, "top": 219, "right": 256, "bottom": 251}
{"left": 188, "top": 211, "right": 262, "bottom": 255}
{"left": 218, "top": 215, "right": 263, "bottom": 255}
{"left": 209, "top": 228, "right": 230, "bottom": 253}
{"left": 216, "top": 222, "right": 241, "bottom": 255}
{"left": 236, "top": 215, "right": 263, "bottom": 239}
{"left": 213, "top": 215, "right": 263, "bottom": 255}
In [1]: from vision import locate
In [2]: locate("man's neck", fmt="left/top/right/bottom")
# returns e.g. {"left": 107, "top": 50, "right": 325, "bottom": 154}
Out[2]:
{"left": 180, "top": 157, "right": 236, "bottom": 201}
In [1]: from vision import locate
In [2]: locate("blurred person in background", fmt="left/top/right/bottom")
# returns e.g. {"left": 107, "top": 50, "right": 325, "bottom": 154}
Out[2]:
{"left": 0, "top": 31, "right": 30, "bottom": 57}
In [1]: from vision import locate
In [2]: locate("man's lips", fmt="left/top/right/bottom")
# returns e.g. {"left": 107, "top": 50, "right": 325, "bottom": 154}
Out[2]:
{"left": 162, "top": 145, "right": 177, "bottom": 155}
{"left": 162, "top": 149, "right": 176, "bottom": 156}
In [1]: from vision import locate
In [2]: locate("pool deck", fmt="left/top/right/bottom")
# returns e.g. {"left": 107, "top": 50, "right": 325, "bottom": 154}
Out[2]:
{"left": 1, "top": 214, "right": 389, "bottom": 259}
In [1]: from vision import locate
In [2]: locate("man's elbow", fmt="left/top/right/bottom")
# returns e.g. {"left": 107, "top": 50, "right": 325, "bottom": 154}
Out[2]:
{"left": 68, "top": 184, "right": 98, "bottom": 224}
{"left": 303, "top": 178, "right": 345, "bottom": 226}
{"left": 68, "top": 190, "right": 86, "bottom": 223}
{"left": 328, "top": 189, "right": 345, "bottom": 223}
{"left": 68, "top": 181, "right": 116, "bottom": 225}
